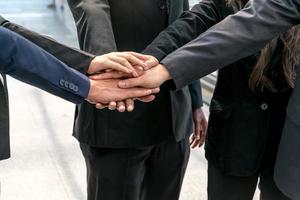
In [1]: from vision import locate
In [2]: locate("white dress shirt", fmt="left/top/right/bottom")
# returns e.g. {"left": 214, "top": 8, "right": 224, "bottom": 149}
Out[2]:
{"left": 0, "top": 74, "right": 4, "bottom": 85}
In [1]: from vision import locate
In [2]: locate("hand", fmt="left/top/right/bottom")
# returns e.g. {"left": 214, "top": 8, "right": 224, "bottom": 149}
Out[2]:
{"left": 190, "top": 107, "right": 208, "bottom": 148}
{"left": 89, "top": 66, "right": 145, "bottom": 80}
{"left": 88, "top": 53, "right": 163, "bottom": 112}
{"left": 89, "top": 64, "right": 154, "bottom": 112}
{"left": 86, "top": 79, "right": 160, "bottom": 104}
{"left": 119, "top": 52, "right": 159, "bottom": 70}
{"left": 95, "top": 95, "right": 156, "bottom": 112}
{"left": 88, "top": 52, "right": 148, "bottom": 77}
{"left": 118, "top": 64, "right": 171, "bottom": 89}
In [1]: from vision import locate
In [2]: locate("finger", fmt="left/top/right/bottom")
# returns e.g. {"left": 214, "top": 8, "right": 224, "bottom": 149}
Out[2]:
{"left": 199, "top": 121, "right": 208, "bottom": 147}
{"left": 117, "top": 101, "right": 126, "bottom": 112}
{"left": 118, "top": 77, "right": 143, "bottom": 88}
{"left": 125, "top": 52, "right": 150, "bottom": 61}
{"left": 109, "top": 56, "right": 138, "bottom": 77}
{"left": 133, "top": 65, "right": 144, "bottom": 72}
{"left": 108, "top": 101, "right": 117, "bottom": 110}
{"left": 126, "top": 99, "right": 134, "bottom": 112}
{"left": 191, "top": 138, "right": 200, "bottom": 148}
{"left": 190, "top": 134, "right": 199, "bottom": 148}
{"left": 90, "top": 72, "right": 129, "bottom": 80}
{"left": 137, "top": 95, "right": 155, "bottom": 102}
{"left": 118, "top": 53, "right": 147, "bottom": 69}
{"left": 106, "top": 58, "right": 136, "bottom": 75}
{"left": 191, "top": 124, "right": 201, "bottom": 148}
{"left": 198, "top": 131, "right": 206, "bottom": 148}
{"left": 195, "top": 125, "right": 201, "bottom": 141}
{"left": 144, "top": 57, "right": 159, "bottom": 70}
{"left": 122, "top": 88, "right": 155, "bottom": 99}
{"left": 190, "top": 134, "right": 196, "bottom": 145}
{"left": 95, "top": 103, "right": 108, "bottom": 109}
{"left": 151, "top": 88, "right": 160, "bottom": 94}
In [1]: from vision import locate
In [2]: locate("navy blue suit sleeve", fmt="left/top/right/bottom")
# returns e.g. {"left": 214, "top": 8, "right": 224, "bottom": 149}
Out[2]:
{"left": 188, "top": 81, "right": 203, "bottom": 109}
{"left": 0, "top": 27, "right": 90, "bottom": 104}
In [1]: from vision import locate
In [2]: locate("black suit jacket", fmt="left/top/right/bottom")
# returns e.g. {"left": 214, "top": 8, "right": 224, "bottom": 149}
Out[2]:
{"left": 67, "top": 0, "right": 203, "bottom": 148}
{"left": 0, "top": 75, "right": 10, "bottom": 160}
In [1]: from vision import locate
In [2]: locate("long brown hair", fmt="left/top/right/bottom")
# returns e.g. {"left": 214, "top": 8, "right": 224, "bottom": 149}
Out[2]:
{"left": 227, "top": 0, "right": 300, "bottom": 92}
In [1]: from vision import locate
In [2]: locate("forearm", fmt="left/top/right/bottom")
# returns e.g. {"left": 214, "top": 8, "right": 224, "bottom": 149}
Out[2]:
{"left": 143, "top": 0, "right": 222, "bottom": 61}
{"left": 162, "top": 0, "right": 300, "bottom": 89}
{"left": 0, "top": 27, "right": 90, "bottom": 104}
{"left": 0, "top": 16, "right": 94, "bottom": 74}
{"left": 188, "top": 81, "right": 203, "bottom": 109}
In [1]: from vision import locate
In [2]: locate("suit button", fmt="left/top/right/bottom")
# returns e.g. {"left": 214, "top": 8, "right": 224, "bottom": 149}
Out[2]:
{"left": 271, "top": 70, "right": 279, "bottom": 78}
{"left": 69, "top": 83, "right": 75, "bottom": 90}
{"left": 261, "top": 103, "right": 269, "bottom": 111}
{"left": 73, "top": 85, "right": 79, "bottom": 92}
{"left": 60, "top": 79, "right": 65, "bottom": 87}
{"left": 64, "top": 81, "right": 69, "bottom": 88}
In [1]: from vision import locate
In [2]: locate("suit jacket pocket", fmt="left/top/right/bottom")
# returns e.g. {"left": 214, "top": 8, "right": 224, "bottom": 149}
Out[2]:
{"left": 209, "top": 98, "right": 233, "bottom": 119}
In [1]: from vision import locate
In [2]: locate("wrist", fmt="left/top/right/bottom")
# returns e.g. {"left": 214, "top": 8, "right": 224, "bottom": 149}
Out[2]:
{"left": 158, "top": 64, "right": 172, "bottom": 82}
{"left": 87, "top": 59, "right": 96, "bottom": 75}
{"left": 86, "top": 79, "right": 96, "bottom": 102}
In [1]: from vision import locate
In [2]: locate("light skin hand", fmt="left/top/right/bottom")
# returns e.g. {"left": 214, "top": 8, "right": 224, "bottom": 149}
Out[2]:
{"left": 190, "top": 107, "right": 208, "bottom": 148}
{"left": 86, "top": 79, "right": 160, "bottom": 104}
{"left": 122, "top": 52, "right": 159, "bottom": 70}
{"left": 138, "top": 54, "right": 159, "bottom": 70}
{"left": 118, "top": 64, "right": 172, "bottom": 89}
{"left": 89, "top": 54, "right": 164, "bottom": 112}
{"left": 90, "top": 64, "right": 154, "bottom": 112}
{"left": 87, "top": 52, "right": 149, "bottom": 77}
{"left": 95, "top": 95, "right": 156, "bottom": 112}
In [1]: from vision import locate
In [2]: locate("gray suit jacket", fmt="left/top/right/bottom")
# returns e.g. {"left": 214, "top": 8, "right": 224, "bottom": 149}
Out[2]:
{"left": 161, "top": 0, "right": 300, "bottom": 89}
{"left": 159, "top": 0, "right": 300, "bottom": 198}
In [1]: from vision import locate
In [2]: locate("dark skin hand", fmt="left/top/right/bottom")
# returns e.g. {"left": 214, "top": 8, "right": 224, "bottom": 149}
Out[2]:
{"left": 190, "top": 107, "right": 208, "bottom": 148}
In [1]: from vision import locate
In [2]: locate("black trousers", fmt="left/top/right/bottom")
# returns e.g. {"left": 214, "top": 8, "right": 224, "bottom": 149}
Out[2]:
{"left": 207, "top": 163, "right": 290, "bottom": 200}
{"left": 80, "top": 137, "right": 190, "bottom": 200}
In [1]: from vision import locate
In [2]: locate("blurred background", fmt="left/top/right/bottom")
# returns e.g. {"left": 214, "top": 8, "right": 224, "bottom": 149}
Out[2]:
{"left": 0, "top": 1, "right": 257, "bottom": 200}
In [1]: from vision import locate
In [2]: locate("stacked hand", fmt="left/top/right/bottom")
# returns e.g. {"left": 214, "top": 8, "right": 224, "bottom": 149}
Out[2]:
{"left": 86, "top": 52, "right": 171, "bottom": 112}
{"left": 85, "top": 51, "right": 207, "bottom": 147}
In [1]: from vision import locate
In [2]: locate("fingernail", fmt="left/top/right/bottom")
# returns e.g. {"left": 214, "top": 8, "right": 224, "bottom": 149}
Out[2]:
{"left": 119, "top": 106, "right": 125, "bottom": 112}
{"left": 152, "top": 88, "right": 160, "bottom": 93}
{"left": 128, "top": 106, "right": 133, "bottom": 112}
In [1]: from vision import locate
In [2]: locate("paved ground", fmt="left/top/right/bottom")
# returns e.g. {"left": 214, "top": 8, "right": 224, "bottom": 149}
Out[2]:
{"left": 0, "top": 0, "right": 259, "bottom": 199}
